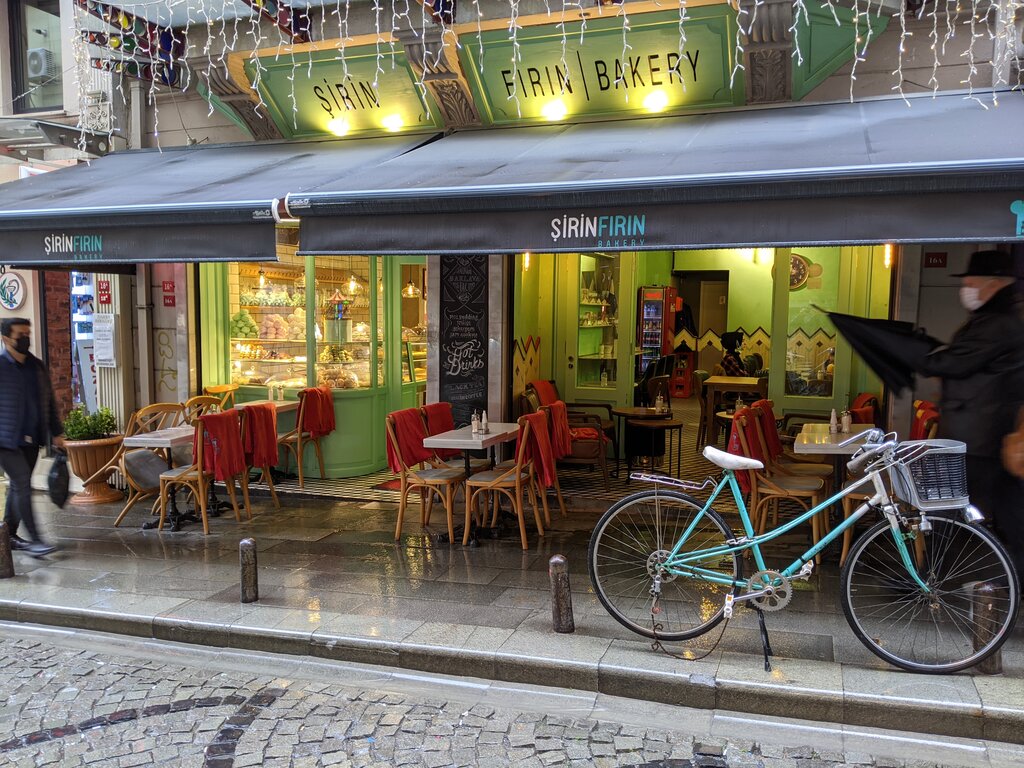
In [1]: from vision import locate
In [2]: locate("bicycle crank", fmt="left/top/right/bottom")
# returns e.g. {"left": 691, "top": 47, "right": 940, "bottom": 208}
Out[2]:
{"left": 723, "top": 569, "right": 793, "bottom": 618}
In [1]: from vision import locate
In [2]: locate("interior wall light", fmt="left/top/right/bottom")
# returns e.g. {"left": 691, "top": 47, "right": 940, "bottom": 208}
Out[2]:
{"left": 258, "top": 268, "right": 266, "bottom": 289}
{"left": 402, "top": 280, "right": 421, "bottom": 299}
{"left": 347, "top": 274, "right": 364, "bottom": 295}
{"left": 884, "top": 243, "right": 894, "bottom": 269}
{"left": 523, "top": 252, "right": 531, "bottom": 271}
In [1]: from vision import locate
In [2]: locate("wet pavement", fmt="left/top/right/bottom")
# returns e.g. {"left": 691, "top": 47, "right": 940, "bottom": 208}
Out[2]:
{"left": 1, "top": 622, "right": 1017, "bottom": 768}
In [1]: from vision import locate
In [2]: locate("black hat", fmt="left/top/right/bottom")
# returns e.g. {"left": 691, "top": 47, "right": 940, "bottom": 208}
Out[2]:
{"left": 951, "top": 250, "right": 1016, "bottom": 277}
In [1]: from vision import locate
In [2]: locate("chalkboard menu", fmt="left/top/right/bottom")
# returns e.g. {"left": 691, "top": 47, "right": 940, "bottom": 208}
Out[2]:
{"left": 438, "top": 255, "right": 489, "bottom": 427}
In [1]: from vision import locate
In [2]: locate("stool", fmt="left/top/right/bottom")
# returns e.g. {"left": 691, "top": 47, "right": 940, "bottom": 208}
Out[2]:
{"left": 625, "top": 418, "right": 685, "bottom": 481}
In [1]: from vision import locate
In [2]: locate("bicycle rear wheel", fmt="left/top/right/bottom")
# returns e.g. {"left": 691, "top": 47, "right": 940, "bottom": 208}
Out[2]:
{"left": 589, "top": 490, "right": 739, "bottom": 642}
{"left": 842, "top": 515, "right": 1020, "bottom": 673}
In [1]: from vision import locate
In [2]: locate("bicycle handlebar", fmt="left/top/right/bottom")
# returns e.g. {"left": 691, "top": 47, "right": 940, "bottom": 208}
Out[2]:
{"left": 847, "top": 439, "right": 896, "bottom": 474}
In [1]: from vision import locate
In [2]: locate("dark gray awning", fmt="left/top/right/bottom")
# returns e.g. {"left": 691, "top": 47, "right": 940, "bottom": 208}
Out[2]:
{"left": 291, "top": 93, "right": 1024, "bottom": 254}
{"left": 0, "top": 133, "right": 436, "bottom": 265}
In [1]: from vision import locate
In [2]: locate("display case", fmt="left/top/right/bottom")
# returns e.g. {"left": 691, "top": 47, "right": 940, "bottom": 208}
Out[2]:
{"left": 313, "top": 256, "right": 376, "bottom": 390}
{"left": 576, "top": 253, "right": 621, "bottom": 389}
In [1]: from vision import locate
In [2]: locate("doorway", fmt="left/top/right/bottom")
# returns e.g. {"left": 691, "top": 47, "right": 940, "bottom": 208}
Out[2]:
{"left": 677, "top": 270, "right": 729, "bottom": 372}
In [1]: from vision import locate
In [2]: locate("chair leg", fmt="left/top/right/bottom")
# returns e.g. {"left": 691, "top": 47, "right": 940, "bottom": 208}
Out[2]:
{"left": 600, "top": 452, "right": 609, "bottom": 491}
{"left": 526, "top": 480, "right": 544, "bottom": 537}
{"left": 262, "top": 466, "right": 280, "bottom": 509}
{"left": 314, "top": 438, "right": 326, "bottom": 480}
{"left": 513, "top": 487, "right": 529, "bottom": 550}
{"left": 423, "top": 487, "right": 433, "bottom": 526}
{"left": 840, "top": 496, "right": 854, "bottom": 568}
{"left": 240, "top": 472, "right": 252, "bottom": 521}
{"left": 198, "top": 482, "right": 210, "bottom": 535}
{"left": 445, "top": 483, "right": 456, "bottom": 545}
{"left": 395, "top": 477, "right": 408, "bottom": 541}
{"left": 224, "top": 479, "right": 242, "bottom": 523}
{"left": 490, "top": 491, "right": 500, "bottom": 527}
{"left": 534, "top": 470, "right": 551, "bottom": 528}
{"left": 552, "top": 472, "right": 567, "bottom": 517}
{"left": 115, "top": 489, "right": 149, "bottom": 527}
{"left": 296, "top": 439, "right": 305, "bottom": 488}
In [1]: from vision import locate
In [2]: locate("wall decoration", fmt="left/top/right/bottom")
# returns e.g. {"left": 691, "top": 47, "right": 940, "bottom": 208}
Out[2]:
{"left": 0, "top": 271, "right": 26, "bottom": 311}
{"left": 438, "top": 255, "right": 489, "bottom": 427}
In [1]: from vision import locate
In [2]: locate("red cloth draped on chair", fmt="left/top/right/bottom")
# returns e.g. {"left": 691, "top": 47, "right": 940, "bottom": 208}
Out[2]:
{"left": 517, "top": 411, "right": 558, "bottom": 488}
{"left": 301, "top": 387, "right": 335, "bottom": 438}
{"left": 749, "top": 399, "right": 783, "bottom": 460}
{"left": 529, "top": 380, "right": 560, "bottom": 406}
{"left": 198, "top": 410, "right": 246, "bottom": 481}
{"left": 910, "top": 409, "right": 940, "bottom": 440}
{"left": 726, "top": 407, "right": 764, "bottom": 494}
{"left": 422, "top": 402, "right": 460, "bottom": 460}
{"left": 243, "top": 403, "right": 278, "bottom": 468}
{"left": 547, "top": 401, "right": 573, "bottom": 459}
{"left": 386, "top": 408, "right": 433, "bottom": 472}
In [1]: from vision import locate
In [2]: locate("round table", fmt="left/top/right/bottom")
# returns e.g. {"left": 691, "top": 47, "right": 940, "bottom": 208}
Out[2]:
{"left": 626, "top": 418, "right": 685, "bottom": 480}
{"left": 611, "top": 407, "right": 673, "bottom": 476}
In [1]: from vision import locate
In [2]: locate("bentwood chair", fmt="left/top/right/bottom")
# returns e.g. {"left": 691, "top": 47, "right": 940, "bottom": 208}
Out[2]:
{"left": 277, "top": 388, "right": 326, "bottom": 488}
{"left": 465, "top": 417, "right": 545, "bottom": 550}
{"left": 204, "top": 383, "right": 239, "bottom": 410}
{"left": 183, "top": 395, "right": 222, "bottom": 424}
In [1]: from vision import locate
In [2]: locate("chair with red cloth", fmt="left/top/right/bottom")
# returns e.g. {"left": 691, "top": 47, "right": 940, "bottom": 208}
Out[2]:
{"left": 159, "top": 410, "right": 250, "bottom": 535}
{"left": 749, "top": 400, "right": 832, "bottom": 476}
{"left": 496, "top": 407, "right": 566, "bottom": 526}
{"left": 242, "top": 402, "right": 280, "bottom": 509}
{"left": 849, "top": 393, "right": 881, "bottom": 426}
{"left": 526, "top": 379, "right": 618, "bottom": 461}
{"left": 279, "top": 388, "right": 332, "bottom": 488}
{"left": 543, "top": 400, "right": 610, "bottom": 491}
{"left": 728, "top": 408, "right": 827, "bottom": 559}
{"left": 909, "top": 408, "right": 940, "bottom": 440}
{"left": 386, "top": 408, "right": 467, "bottom": 543}
{"left": 465, "top": 416, "right": 545, "bottom": 550}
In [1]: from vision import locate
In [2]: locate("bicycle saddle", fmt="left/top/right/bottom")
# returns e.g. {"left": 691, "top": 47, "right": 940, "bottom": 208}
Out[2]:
{"left": 702, "top": 445, "right": 764, "bottom": 471}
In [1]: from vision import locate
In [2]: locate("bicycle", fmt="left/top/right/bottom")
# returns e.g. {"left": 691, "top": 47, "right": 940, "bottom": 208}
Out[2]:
{"left": 588, "top": 430, "right": 1020, "bottom": 673}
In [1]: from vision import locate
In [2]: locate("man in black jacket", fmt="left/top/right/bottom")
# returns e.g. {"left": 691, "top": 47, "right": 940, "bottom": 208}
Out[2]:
{"left": 0, "top": 318, "right": 64, "bottom": 557}
{"left": 918, "top": 251, "right": 1024, "bottom": 573}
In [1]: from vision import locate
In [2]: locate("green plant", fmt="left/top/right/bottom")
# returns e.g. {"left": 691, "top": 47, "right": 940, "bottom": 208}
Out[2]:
{"left": 63, "top": 406, "right": 118, "bottom": 441}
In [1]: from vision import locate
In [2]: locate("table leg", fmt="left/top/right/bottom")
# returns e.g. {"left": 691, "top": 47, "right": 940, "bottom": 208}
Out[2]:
{"left": 142, "top": 455, "right": 183, "bottom": 532}
{"left": 705, "top": 388, "right": 716, "bottom": 447}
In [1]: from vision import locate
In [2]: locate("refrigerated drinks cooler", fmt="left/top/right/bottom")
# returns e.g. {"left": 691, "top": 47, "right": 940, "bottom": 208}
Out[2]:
{"left": 636, "top": 286, "right": 678, "bottom": 377}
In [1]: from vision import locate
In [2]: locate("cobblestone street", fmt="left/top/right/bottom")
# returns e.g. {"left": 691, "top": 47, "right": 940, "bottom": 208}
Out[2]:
{"left": 0, "top": 623, "right": 1016, "bottom": 768}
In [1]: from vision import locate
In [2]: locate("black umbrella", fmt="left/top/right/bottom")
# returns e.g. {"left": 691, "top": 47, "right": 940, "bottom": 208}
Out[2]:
{"left": 820, "top": 308, "right": 941, "bottom": 394}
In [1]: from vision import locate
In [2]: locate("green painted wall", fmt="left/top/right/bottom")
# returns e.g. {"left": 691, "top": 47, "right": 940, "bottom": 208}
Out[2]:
{"left": 673, "top": 249, "right": 775, "bottom": 332}
{"left": 514, "top": 252, "right": 558, "bottom": 379}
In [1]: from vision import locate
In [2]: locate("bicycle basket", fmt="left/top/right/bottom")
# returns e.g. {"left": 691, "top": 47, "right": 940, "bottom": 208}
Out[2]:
{"left": 887, "top": 439, "right": 969, "bottom": 511}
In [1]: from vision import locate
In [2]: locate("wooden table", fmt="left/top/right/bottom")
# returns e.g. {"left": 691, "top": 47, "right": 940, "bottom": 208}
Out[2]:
{"left": 611, "top": 406, "right": 672, "bottom": 475}
{"left": 123, "top": 426, "right": 195, "bottom": 531}
{"left": 793, "top": 423, "right": 875, "bottom": 494}
{"left": 701, "top": 376, "right": 765, "bottom": 446}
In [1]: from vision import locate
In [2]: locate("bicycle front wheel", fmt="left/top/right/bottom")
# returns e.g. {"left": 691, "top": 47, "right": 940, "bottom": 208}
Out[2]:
{"left": 842, "top": 515, "right": 1020, "bottom": 673}
{"left": 589, "top": 490, "right": 739, "bottom": 642}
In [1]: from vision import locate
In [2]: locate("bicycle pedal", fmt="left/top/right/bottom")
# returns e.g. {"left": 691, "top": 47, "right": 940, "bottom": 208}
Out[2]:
{"left": 724, "top": 594, "right": 734, "bottom": 619}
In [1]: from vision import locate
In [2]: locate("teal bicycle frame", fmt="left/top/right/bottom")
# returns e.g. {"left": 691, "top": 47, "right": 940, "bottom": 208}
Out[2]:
{"left": 660, "top": 467, "right": 932, "bottom": 593}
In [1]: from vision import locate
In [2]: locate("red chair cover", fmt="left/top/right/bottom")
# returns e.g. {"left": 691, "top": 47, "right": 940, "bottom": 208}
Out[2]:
{"left": 726, "top": 407, "right": 763, "bottom": 494}
{"left": 850, "top": 406, "right": 875, "bottom": 425}
{"left": 530, "top": 380, "right": 560, "bottom": 406}
{"left": 423, "top": 402, "right": 459, "bottom": 460}
{"left": 547, "top": 401, "right": 573, "bottom": 460}
{"left": 301, "top": 387, "right": 336, "bottom": 438}
{"left": 243, "top": 403, "right": 278, "bottom": 468}
{"left": 386, "top": 408, "right": 433, "bottom": 473}
{"left": 197, "top": 410, "right": 246, "bottom": 481}
{"left": 749, "top": 399, "right": 783, "bottom": 460}
{"left": 909, "top": 409, "right": 940, "bottom": 440}
{"left": 516, "top": 412, "right": 557, "bottom": 488}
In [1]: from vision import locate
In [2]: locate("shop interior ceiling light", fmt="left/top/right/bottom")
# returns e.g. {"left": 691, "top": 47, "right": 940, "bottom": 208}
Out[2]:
{"left": 402, "top": 280, "right": 421, "bottom": 298}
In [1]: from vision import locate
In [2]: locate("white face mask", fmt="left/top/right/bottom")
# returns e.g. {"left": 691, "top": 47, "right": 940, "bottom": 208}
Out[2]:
{"left": 959, "top": 286, "right": 985, "bottom": 312}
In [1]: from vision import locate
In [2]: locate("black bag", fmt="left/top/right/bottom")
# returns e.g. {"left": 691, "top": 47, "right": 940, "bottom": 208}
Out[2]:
{"left": 48, "top": 451, "right": 70, "bottom": 508}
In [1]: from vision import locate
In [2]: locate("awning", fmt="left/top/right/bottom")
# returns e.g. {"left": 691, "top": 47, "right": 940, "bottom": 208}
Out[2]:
{"left": 291, "top": 92, "right": 1024, "bottom": 254}
{"left": 0, "top": 133, "right": 436, "bottom": 265}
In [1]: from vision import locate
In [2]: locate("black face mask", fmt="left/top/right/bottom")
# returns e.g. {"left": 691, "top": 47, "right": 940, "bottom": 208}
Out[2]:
{"left": 9, "top": 337, "right": 30, "bottom": 355}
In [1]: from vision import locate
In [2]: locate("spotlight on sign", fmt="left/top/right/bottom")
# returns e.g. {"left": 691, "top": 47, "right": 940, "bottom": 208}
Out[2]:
{"left": 382, "top": 114, "right": 404, "bottom": 132}
{"left": 541, "top": 99, "right": 568, "bottom": 122}
{"left": 327, "top": 118, "right": 350, "bottom": 136}
{"left": 643, "top": 90, "right": 669, "bottom": 113}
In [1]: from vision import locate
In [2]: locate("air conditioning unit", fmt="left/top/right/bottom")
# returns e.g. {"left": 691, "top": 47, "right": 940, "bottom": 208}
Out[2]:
{"left": 27, "top": 48, "right": 55, "bottom": 82}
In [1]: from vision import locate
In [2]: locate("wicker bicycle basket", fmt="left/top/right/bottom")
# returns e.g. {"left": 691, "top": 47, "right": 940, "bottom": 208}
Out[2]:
{"left": 887, "top": 439, "right": 970, "bottom": 511}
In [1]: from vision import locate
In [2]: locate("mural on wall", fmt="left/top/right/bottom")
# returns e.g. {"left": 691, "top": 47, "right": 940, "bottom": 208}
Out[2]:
{"left": 674, "top": 326, "right": 771, "bottom": 374}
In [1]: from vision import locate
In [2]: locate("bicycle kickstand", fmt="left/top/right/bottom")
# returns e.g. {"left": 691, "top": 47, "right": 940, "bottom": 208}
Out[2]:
{"left": 755, "top": 608, "right": 774, "bottom": 672}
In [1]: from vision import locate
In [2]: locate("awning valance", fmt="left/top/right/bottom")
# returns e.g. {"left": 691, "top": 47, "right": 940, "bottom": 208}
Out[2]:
{"left": 0, "top": 133, "right": 436, "bottom": 265}
{"left": 290, "top": 92, "right": 1024, "bottom": 254}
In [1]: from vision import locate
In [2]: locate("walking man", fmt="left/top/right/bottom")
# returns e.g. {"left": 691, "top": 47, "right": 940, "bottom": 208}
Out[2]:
{"left": 917, "top": 251, "right": 1024, "bottom": 574}
{"left": 0, "top": 317, "right": 64, "bottom": 557}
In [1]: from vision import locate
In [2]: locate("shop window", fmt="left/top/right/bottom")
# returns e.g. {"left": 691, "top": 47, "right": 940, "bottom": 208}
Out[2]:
{"left": 313, "top": 255, "right": 376, "bottom": 390}
{"left": 8, "top": 0, "right": 64, "bottom": 113}
{"left": 577, "top": 253, "right": 621, "bottom": 389}
{"left": 783, "top": 249, "right": 838, "bottom": 398}
{"left": 229, "top": 250, "right": 309, "bottom": 389}
{"left": 400, "top": 263, "right": 427, "bottom": 384}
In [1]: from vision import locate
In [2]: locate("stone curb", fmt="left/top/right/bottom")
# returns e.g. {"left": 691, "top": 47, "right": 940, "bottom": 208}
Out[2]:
{"left": 1, "top": 597, "right": 1020, "bottom": 746}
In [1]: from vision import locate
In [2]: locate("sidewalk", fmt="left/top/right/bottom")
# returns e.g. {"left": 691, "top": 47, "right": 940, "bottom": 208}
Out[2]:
{"left": 1, "top": 491, "right": 1021, "bottom": 747}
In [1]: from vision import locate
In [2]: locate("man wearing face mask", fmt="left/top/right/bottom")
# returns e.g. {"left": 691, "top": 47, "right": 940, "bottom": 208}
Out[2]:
{"left": 0, "top": 318, "right": 64, "bottom": 557}
{"left": 917, "top": 250, "right": 1024, "bottom": 573}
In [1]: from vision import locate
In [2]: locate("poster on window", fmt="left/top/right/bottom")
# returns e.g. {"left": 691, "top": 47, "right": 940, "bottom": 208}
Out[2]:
{"left": 438, "top": 255, "right": 488, "bottom": 427}
{"left": 75, "top": 339, "right": 98, "bottom": 413}
{"left": 93, "top": 314, "right": 116, "bottom": 368}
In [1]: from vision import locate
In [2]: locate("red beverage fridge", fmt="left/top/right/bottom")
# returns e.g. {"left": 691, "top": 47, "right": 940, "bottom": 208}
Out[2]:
{"left": 636, "top": 286, "right": 678, "bottom": 377}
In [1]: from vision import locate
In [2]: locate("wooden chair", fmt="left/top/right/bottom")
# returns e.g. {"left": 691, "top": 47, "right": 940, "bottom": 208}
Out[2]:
{"left": 542, "top": 402, "right": 610, "bottom": 491}
{"left": 465, "top": 417, "right": 545, "bottom": 550}
{"left": 526, "top": 379, "right": 618, "bottom": 462}
{"left": 693, "top": 370, "right": 713, "bottom": 448}
{"left": 204, "top": 384, "right": 239, "bottom": 410}
{"left": 240, "top": 405, "right": 280, "bottom": 509}
{"left": 85, "top": 402, "right": 185, "bottom": 527}
{"left": 183, "top": 395, "right": 222, "bottom": 424}
{"left": 420, "top": 402, "right": 491, "bottom": 473}
{"left": 278, "top": 389, "right": 326, "bottom": 488}
{"left": 496, "top": 408, "right": 567, "bottom": 526}
{"left": 731, "top": 411, "right": 828, "bottom": 562}
{"left": 748, "top": 403, "right": 833, "bottom": 484}
{"left": 386, "top": 411, "right": 466, "bottom": 543}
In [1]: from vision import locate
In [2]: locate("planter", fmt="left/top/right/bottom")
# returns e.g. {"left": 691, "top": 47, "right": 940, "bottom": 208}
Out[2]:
{"left": 64, "top": 435, "right": 123, "bottom": 505}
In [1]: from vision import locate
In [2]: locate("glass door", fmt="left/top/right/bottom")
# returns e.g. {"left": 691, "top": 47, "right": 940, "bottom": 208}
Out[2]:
{"left": 768, "top": 247, "right": 853, "bottom": 414}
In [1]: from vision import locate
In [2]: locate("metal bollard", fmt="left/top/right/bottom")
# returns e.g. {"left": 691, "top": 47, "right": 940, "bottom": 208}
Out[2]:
{"left": 0, "top": 522, "right": 13, "bottom": 579}
{"left": 240, "top": 538, "right": 259, "bottom": 604}
{"left": 972, "top": 582, "right": 1003, "bottom": 675}
{"left": 549, "top": 554, "right": 575, "bottom": 634}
